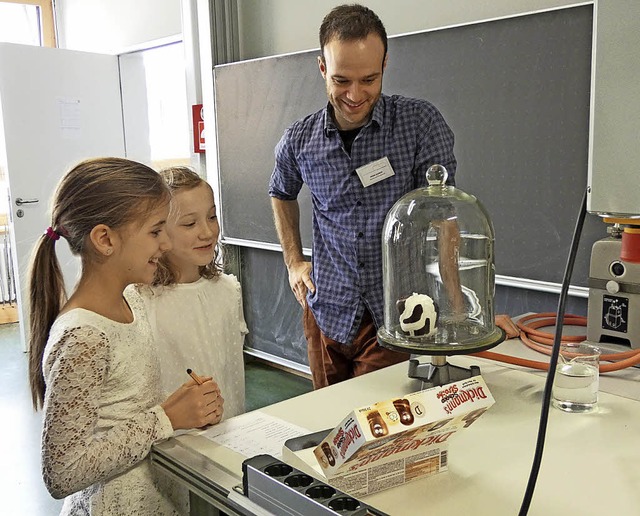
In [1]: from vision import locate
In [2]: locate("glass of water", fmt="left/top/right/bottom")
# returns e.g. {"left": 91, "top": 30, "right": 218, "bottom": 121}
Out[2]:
{"left": 552, "top": 343, "right": 600, "bottom": 413}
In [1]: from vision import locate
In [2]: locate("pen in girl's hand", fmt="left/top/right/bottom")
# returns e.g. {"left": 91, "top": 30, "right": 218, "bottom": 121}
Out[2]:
{"left": 186, "top": 368, "right": 204, "bottom": 385}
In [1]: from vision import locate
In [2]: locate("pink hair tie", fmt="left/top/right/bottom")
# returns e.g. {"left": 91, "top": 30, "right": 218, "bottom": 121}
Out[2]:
{"left": 45, "top": 227, "right": 60, "bottom": 241}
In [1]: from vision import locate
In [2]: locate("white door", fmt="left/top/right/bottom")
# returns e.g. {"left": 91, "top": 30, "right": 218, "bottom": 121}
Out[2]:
{"left": 0, "top": 43, "right": 125, "bottom": 350}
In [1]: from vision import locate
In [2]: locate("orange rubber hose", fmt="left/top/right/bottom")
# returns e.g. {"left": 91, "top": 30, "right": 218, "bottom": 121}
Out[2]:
{"left": 474, "top": 313, "right": 640, "bottom": 373}
{"left": 474, "top": 350, "right": 551, "bottom": 370}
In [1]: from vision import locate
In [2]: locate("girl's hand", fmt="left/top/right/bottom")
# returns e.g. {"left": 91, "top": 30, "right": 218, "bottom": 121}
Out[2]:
{"left": 161, "top": 377, "right": 224, "bottom": 430}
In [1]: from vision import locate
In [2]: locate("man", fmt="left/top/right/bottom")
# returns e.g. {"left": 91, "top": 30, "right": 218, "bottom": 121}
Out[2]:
{"left": 269, "top": 4, "right": 457, "bottom": 388}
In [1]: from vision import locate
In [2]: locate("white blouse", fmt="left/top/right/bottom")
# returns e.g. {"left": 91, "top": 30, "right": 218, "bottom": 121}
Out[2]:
{"left": 41, "top": 288, "right": 186, "bottom": 515}
{"left": 144, "top": 274, "right": 248, "bottom": 420}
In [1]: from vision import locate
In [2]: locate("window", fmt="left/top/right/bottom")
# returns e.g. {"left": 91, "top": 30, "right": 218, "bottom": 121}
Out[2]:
{"left": 0, "top": 0, "right": 56, "bottom": 47}
{"left": 119, "top": 41, "right": 191, "bottom": 170}
{"left": 142, "top": 42, "right": 191, "bottom": 169}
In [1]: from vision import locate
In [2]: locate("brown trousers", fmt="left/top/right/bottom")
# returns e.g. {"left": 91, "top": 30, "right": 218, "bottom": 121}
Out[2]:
{"left": 303, "top": 304, "right": 410, "bottom": 389}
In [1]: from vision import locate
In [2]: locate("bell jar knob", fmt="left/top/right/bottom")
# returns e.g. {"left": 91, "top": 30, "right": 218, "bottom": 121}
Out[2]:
{"left": 426, "top": 164, "right": 448, "bottom": 186}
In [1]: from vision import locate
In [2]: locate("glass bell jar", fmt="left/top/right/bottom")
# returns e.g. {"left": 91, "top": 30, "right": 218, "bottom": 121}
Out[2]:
{"left": 377, "top": 164, "right": 504, "bottom": 384}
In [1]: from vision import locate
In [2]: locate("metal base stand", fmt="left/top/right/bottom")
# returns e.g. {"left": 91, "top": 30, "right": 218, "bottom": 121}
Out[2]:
{"left": 408, "top": 355, "right": 480, "bottom": 389}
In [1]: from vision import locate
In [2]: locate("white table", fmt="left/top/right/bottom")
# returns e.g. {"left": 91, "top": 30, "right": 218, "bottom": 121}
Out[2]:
{"left": 152, "top": 340, "right": 640, "bottom": 515}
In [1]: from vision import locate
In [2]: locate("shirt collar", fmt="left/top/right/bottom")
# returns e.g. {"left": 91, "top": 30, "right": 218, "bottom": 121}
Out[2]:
{"left": 323, "top": 94, "right": 386, "bottom": 137}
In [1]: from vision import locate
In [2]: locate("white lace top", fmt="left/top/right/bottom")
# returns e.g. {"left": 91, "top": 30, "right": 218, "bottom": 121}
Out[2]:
{"left": 41, "top": 288, "right": 186, "bottom": 515}
{"left": 142, "top": 274, "right": 248, "bottom": 420}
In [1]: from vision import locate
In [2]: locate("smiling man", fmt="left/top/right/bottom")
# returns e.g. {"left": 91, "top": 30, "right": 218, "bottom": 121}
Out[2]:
{"left": 269, "top": 4, "right": 457, "bottom": 389}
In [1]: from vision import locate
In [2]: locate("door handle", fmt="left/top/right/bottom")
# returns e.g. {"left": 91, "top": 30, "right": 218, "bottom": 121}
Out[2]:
{"left": 15, "top": 197, "right": 39, "bottom": 206}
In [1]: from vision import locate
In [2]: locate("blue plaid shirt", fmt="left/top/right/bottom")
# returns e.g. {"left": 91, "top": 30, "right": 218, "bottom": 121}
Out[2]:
{"left": 269, "top": 94, "right": 456, "bottom": 344}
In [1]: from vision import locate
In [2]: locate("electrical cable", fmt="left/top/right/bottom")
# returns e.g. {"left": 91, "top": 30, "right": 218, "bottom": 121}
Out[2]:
{"left": 518, "top": 187, "right": 587, "bottom": 516}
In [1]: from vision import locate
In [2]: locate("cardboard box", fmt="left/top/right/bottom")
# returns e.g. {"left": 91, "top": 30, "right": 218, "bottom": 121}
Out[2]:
{"left": 286, "top": 375, "right": 494, "bottom": 498}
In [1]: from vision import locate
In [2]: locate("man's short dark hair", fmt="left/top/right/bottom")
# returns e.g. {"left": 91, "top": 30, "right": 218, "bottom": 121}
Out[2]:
{"left": 319, "top": 4, "right": 388, "bottom": 59}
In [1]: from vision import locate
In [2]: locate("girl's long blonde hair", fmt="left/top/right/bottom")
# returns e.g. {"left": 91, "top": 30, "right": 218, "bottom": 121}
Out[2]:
{"left": 153, "top": 166, "right": 222, "bottom": 286}
{"left": 28, "top": 157, "right": 169, "bottom": 410}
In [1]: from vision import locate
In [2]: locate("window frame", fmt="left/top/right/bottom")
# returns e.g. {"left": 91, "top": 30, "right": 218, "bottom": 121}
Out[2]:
{"left": 0, "top": 0, "right": 56, "bottom": 47}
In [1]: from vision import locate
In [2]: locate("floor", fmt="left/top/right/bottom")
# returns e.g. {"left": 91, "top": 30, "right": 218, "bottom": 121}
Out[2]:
{"left": 0, "top": 322, "right": 312, "bottom": 515}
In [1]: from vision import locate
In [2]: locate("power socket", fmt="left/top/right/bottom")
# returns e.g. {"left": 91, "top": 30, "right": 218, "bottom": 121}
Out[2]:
{"left": 242, "top": 454, "right": 389, "bottom": 516}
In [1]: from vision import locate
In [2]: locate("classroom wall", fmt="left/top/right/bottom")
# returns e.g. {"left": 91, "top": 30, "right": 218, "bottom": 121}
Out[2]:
{"left": 55, "top": 0, "right": 182, "bottom": 53}
{"left": 236, "top": 0, "right": 579, "bottom": 59}
{"left": 54, "top": 0, "right": 581, "bottom": 58}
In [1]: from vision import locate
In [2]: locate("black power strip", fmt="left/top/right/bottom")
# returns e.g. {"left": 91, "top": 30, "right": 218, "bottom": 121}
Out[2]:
{"left": 242, "top": 454, "right": 389, "bottom": 516}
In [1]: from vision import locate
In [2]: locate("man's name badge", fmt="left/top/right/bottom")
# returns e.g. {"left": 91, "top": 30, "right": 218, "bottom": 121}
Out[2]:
{"left": 355, "top": 156, "right": 395, "bottom": 187}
